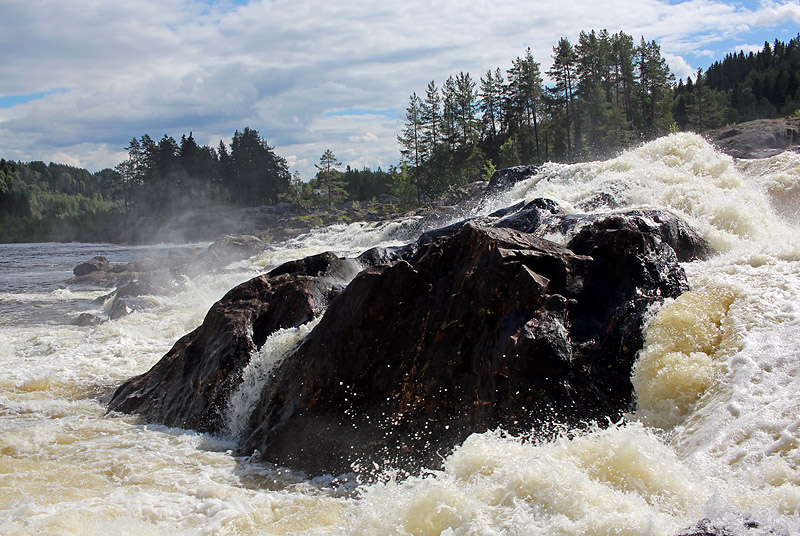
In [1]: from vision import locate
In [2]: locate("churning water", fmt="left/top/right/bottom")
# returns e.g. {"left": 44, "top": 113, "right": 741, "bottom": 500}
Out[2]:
{"left": 1, "top": 133, "right": 799, "bottom": 535}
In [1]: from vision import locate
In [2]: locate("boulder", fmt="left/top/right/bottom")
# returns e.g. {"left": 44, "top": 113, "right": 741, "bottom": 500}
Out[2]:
{"left": 108, "top": 201, "right": 708, "bottom": 476}
{"left": 709, "top": 116, "right": 800, "bottom": 159}
{"left": 109, "top": 296, "right": 153, "bottom": 320}
{"left": 487, "top": 164, "right": 540, "bottom": 191}
{"left": 72, "top": 256, "right": 111, "bottom": 277}
{"left": 107, "top": 252, "right": 352, "bottom": 432}
{"left": 71, "top": 313, "right": 105, "bottom": 327}
{"left": 240, "top": 219, "right": 690, "bottom": 475}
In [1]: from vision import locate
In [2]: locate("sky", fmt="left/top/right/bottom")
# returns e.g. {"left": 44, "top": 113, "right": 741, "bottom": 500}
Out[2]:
{"left": 1, "top": 0, "right": 799, "bottom": 179}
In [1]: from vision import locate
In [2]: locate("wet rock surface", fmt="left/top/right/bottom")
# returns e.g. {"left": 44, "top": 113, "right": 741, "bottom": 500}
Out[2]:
{"left": 108, "top": 200, "right": 709, "bottom": 477}
{"left": 107, "top": 252, "right": 355, "bottom": 432}
{"left": 709, "top": 116, "right": 800, "bottom": 159}
{"left": 487, "top": 164, "right": 541, "bottom": 191}
{"left": 72, "top": 255, "right": 111, "bottom": 277}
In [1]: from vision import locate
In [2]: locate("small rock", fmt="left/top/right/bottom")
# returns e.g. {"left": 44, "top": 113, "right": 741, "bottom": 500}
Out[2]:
{"left": 73, "top": 256, "right": 111, "bottom": 277}
{"left": 71, "top": 313, "right": 104, "bottom": 326}
{"left": 109, "top": 297, "right": 152, "bottom": 320}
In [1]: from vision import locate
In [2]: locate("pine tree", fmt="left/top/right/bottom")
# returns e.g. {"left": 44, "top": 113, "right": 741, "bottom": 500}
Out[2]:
{"left": 506, "top": 48, "right": 544, "bottom": 163}
{"left": 635, "top": 38, "right": 675, "bottom": 137}
{"left": 421, "top": 81, "right": 442, "bottom": 160}
{"left": 398, "top": 92, "right": 425, "bottom": 200}
{"left": 479, "top": 68, "right": 504, "bottom": 162}
{"left": 688, "top": 69, "right": 725, "bottom": 131}
{"left": 315, "top": 149, "right": 344, "bottom": 208}
{"left": 548, "top": 38, "right": 578, "bottom": 161}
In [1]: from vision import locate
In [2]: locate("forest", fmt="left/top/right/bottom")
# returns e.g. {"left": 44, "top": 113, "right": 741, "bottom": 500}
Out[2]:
{"left": 1, "top": 32, "right": 798, "bottom": 243}
{"left": 396, "top": 30, "right": 800, "bottom": 200}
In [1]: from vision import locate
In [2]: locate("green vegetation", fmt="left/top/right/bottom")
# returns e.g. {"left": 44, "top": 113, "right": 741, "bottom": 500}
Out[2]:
{"left": 2, "top": 32, "right": 798, "bottom": 243}
{"left": 398, "top": 31, "right": 800, "bottom": 201}
{"left": 0, "top": 159, "right": 124, "bottom": 242}
{"left": 398, "top": 30, "right": 676, "bottom": 200}
{"left": 115, "top": 128, "right": 291, "bottom": 218}
{"left": 673, "top": 34, "right": 800, "bottom": 129}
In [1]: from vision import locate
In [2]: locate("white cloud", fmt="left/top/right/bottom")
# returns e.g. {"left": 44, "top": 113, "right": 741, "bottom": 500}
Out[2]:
{"left": 1, "top": 0, "right": 799, "bottom": 177}
{"left": 732, "top": 43, "right": 767, "bottom": 54}
{"left": 663, "top": 54, "right": 695, "bottom": 82}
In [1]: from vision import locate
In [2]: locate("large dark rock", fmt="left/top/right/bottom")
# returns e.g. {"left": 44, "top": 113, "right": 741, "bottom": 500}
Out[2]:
{"left": 107, "top": 252, "right": 351, "bottom": 432}
{"left": 241, "top": 220, "right": 690, "bottom": 475}
{"left": 73, "top": 256, "right": 111, "bottom": 277}
{"left": 487, "top": 165, "right": 540, "bottom": 191}
{"left": 108, "top": 204, "right": 707, "bottom": 477}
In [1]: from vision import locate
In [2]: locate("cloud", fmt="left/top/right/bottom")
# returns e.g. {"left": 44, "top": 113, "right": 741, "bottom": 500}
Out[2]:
{"left": 732, "top": 43, "right": 766, "bottom": 54}
{"left": 1, "top": 0, "right": 799, "bottom": 178}
{"left": 663, "top": 54, "right": 695, "bottom": 82}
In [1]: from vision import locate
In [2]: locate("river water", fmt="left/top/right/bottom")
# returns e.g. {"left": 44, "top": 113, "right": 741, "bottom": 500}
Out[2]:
{"left": 1, "top": 133, "right": 799, "bottom": 535}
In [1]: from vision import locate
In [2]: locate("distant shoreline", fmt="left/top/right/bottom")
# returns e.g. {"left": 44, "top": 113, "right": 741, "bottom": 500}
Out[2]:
{"left": 3, "top": 117, "right": 798, "bottom": 246}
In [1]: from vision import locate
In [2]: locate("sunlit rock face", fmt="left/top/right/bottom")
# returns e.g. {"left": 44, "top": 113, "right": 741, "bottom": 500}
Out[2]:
{"left": 709, "top": 116, "right": 800, "bottom": 159}
{"left": 109, "top": 199, "right": 710, "bottom": 477}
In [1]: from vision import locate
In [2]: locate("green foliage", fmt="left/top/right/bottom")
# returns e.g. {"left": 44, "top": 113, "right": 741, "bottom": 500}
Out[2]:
{"left": 114, "top": 127, "right": 290, "bottom": 218}
{"left": 397, "top": 29, "right": 679, "bottom": 190}
{"left": 391, "top": 164, "right": 417, "bottom": 210}
{"left": 481, "top": 161, "right": 497, "bottom": 182}
{"left": 229, "top": 127, "right": 290, "bottom": 206}
{"left": 498, "top": 138, "right": 520, "bottom": 168}
{"left": 339, "top": 166, "right": 394, "bottom": 201}
{"left": 315, "top": 149, "right": 346, "bottom": 208}
{"left": 2, "top": 127, "right": 295, "bottom": 242}
{"left": 675, "top": 34, "right": 800, "bottom": 127}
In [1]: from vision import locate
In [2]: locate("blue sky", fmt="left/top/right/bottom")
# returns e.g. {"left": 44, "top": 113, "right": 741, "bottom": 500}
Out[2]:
{"left": 1, "top": 0, "right": 799, "bottom": 177}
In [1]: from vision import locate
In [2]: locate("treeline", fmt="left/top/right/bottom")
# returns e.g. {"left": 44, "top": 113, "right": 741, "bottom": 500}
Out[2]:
{"left": 398, "top": 30, "right": 800, "bottom": 201}
{"left": 282, "top": 149, "right": 403, "bottom": 211}
{"left": 115, "top": 127, "right": 291, "bottom": 217}
{"left": 0, "top": 158, "right": 124, "bottom": 242}
{"left": 673, "top": 34, "right": 800, "bottom": 130}
{"left": 117, "top": 129, "right": 402, "bottom": 216}
{"left": 0, "top": 133, "right": 403, "bottom": 242}
{"left": 398, "top": 30, "right": 675, "bottom": 200}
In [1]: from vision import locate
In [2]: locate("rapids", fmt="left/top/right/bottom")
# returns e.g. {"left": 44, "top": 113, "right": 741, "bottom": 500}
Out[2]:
{"left": 1, "top": 133, "right": 799, "bottom": 535}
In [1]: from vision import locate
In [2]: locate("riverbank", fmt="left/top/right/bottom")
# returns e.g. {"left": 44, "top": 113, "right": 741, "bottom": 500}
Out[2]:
{"left": 3, "top": 117, "right": 798, "bottom": 246}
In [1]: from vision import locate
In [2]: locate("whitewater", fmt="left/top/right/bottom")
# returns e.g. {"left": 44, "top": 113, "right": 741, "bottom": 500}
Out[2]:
{"left": 1, "top": 132, "right": 798, "bottom": 535}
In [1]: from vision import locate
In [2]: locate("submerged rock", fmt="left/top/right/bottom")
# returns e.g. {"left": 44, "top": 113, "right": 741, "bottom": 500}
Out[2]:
{"left": 108, "top": 296, "right": 153, "bottom": 320}
{"left": 71, "top": 312, "right": 105, "bottom": 327}
{"left": 674, "top": 517, "right": 763, "bottom": 536}
{"left": 108, "top": 203, "right": 708, "bottom": 476}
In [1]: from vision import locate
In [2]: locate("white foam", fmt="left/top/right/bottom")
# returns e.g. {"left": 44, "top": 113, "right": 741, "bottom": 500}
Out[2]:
{"left": 224, "top": 317, "right": 321, "bottom": 439}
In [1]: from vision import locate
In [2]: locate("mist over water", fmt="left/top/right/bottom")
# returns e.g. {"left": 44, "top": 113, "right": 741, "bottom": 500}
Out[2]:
{"left": 1, "top": 133, "right": 799, "bottom": 535}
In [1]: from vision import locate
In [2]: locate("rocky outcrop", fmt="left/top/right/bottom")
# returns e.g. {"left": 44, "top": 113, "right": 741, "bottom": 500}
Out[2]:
{"left": 68, "top": 234, "right": 268, "bottom": 322}
{"left": 107, "top": 252, "right": 359, "bottom": 431}
{"left": 487, "top": 165, "right": 540, "bottom": 191}
{"left": 72, "top": 256, "right": 111, "bottom": 277}
{"left": 709, "top": 116, "right": 800, "bottom": 159}
{"left": 108, "top": 203, "right": 709, "bottom": 477}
